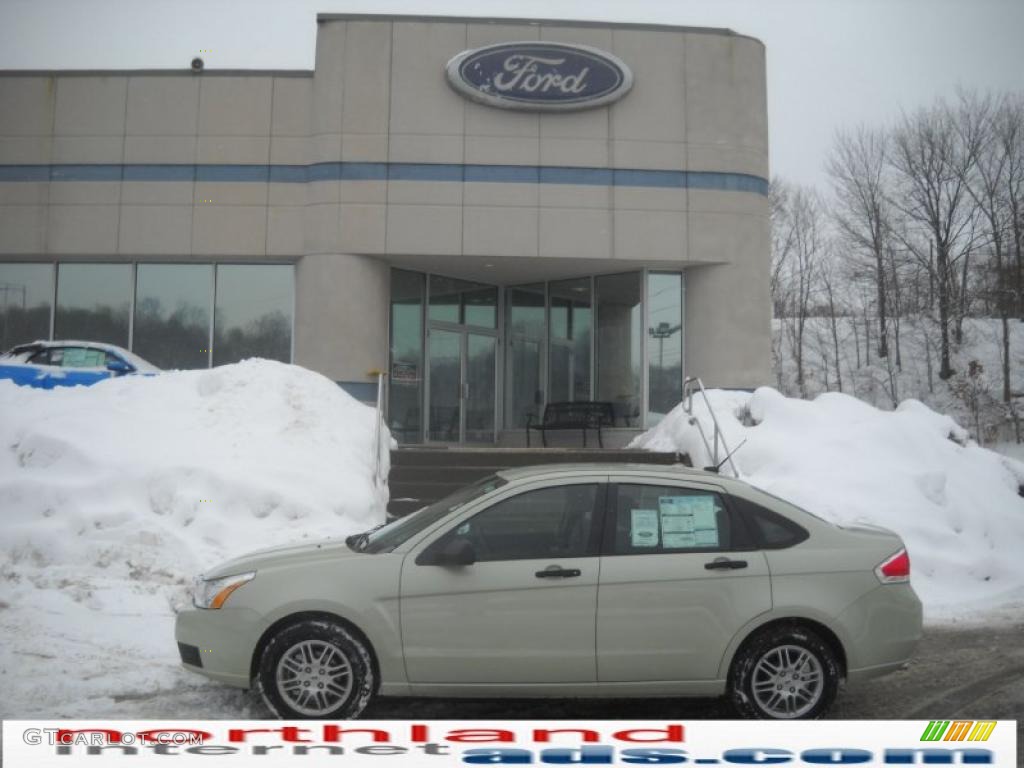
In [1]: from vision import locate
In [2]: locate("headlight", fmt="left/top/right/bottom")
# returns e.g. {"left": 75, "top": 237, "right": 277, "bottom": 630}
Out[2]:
{"left": 193, "top": 571, "right": 256, "bottom": 609}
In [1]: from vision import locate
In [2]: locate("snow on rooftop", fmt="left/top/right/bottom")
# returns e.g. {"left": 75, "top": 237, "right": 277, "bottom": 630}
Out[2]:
{"left": 632, "top": 387, "right": 1024, "bottom": 621}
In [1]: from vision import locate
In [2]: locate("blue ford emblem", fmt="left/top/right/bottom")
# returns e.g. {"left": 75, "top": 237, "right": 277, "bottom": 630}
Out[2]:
{"left": 445, "top": 41, "right": 633, "bottom": 111}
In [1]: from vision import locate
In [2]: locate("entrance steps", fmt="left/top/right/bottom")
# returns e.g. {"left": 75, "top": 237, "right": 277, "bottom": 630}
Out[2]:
{"left": 387, "top": 447, "right": 688, "bottom": 517}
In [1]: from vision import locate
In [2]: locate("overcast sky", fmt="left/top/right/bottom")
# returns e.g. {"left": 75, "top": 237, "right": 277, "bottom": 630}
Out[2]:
{"left": 2, "top": 0, "right": 1022, "bottom": 188}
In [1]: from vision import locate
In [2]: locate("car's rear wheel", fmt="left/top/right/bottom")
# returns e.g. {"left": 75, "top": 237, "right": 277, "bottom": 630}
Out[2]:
{"left": 256, "top": 618, "right": 375, "bottom": 719}
{"left": 728, "top": 624, "right": 840, "bottom": 719}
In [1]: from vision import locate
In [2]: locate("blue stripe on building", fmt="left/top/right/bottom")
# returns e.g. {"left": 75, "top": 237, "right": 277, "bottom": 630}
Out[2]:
{"left": 0, "top": 162, "right": 768, "bottom": 195}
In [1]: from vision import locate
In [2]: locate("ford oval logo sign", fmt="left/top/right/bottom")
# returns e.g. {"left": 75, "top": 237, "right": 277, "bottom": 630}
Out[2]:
{"left": 445, "top": 41, "right": 633, "bottom": 111}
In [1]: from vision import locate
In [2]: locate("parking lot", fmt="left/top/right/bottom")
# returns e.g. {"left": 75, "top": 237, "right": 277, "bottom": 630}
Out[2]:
{"left": 9, "top": 620, "right": 1018, "bottom": 737}
{"left": 360, "top": 622, "right": 1024, "bottom": 722}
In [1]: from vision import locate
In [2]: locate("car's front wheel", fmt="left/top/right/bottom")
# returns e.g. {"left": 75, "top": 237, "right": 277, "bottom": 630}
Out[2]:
{"left": 256, "top": 618, "right": 375, "bottom": 719}
{"left": 728, "top": 624, "right": 840, "bottom": 719}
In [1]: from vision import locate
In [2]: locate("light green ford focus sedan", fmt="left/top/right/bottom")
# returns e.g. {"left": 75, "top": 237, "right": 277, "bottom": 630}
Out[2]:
{"left": 175, "top": 464, "right": 922, "bottom": 720}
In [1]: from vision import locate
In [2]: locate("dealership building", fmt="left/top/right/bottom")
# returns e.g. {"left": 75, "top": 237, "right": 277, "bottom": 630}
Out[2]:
{"left": 0, "top": 14, "right": 769, "bottom": 445}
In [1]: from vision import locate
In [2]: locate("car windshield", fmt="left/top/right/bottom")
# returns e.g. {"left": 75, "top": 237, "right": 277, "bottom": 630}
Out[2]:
{"left": 351, "top": 474, "right": 508, "bottom": 554}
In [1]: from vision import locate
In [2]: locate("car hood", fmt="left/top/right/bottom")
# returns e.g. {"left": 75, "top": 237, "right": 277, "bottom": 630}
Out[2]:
{"left": 202, "top": 536, "right": 363, "bottom": 579}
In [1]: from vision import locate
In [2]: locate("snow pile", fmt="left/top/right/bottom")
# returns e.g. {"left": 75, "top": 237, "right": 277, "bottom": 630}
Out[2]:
{"left": 632, "top": 388, "right": 1024, "bottom": 619}
{"left": 0, "top": 359, "right": 389, "bottom": 716}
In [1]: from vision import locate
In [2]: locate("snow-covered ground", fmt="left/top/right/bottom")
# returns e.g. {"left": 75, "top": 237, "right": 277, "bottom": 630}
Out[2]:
{"left": 0, "top": 360, "right": 388, "bottom": 717}
{"left": 632, "top": 387, "right": 1024, "bottom": 623}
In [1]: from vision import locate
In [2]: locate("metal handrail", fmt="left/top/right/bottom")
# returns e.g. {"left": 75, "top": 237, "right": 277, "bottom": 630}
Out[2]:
{"left": 683, "top": 376, "right": 740, "bottom": 478}
{"left": 373, "top": 371, "right": 386, "bottom": 487}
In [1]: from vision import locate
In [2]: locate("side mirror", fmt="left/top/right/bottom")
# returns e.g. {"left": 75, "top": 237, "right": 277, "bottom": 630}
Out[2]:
{"left": 421, "top": 537, "right": 476, "bottom": 567}
{"left": 106, "top": 359, "right": 134, "bottom": 375}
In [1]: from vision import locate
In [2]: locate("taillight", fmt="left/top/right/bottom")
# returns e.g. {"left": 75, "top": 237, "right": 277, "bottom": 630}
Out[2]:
{"left": 875, "top": 548, "right": 910, "bottom": 583}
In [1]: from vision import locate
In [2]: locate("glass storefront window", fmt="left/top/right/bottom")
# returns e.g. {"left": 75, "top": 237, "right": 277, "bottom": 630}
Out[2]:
{"left": 389, "top": 270, "right": 425, "bottom": 444}
{"left": 647, "top": 272, "right": 684, "bottom": 424}
{"left": 390, "top": 268, "right": 684, "bottom": 439}
{"left": 55, "top": 263, "right": 132, "bottom": 347}
{"left": 213, "top": 264, "right": 293, "bottom": 366}
{"left": 505, "top": 283, "right": 546, "bottom": 429}
{"left": 428, "top": 275, "right": 461, "bottom": 324}
{"left": 549, "top": 277, "right": 591, "bottom": 403}
{"left": 595, "top": 272, "right": 642, "bottom": 428}
{"left": 429, "top": 276, "right": 497, "bottom": 328}
{"left": 463, "top": 285, "right": 497, "bottom": 328}
{"left": 0, "top": 263, "right": 53, "bottom": 350}
{"left": 133, "top": 264, "right": 213, "bottom": 370}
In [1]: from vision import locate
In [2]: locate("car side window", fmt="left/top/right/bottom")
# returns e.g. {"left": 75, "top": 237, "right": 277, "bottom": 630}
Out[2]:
{"left": 27, "top": 349, "right": 51, "bottom": 365}
{"left": 60, "top": 347, "right": 105, "bottom": 368}
{"left": 730, "top": 495, "right": 809, "bottom": 549}
{"left": 438, "top": 484, "right": 601, "bottom": 562}
{"left": 610, "top": 484, "right": 737, "bottom": 555}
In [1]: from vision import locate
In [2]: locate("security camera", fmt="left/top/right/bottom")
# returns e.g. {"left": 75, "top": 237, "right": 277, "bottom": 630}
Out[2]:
{"left": 191, "top": 57, "right": 204, "bottom": 73}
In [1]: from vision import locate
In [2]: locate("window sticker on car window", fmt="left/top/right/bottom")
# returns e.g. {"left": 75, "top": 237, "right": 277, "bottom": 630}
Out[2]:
{"left": 630, "top": 508, "right": 659, "bottom": 547}
{"left": 659, "top": 495, "right": 719, "bottom": 548}
{"left": 693, "top": 528, "right": 719, "bottom": 546}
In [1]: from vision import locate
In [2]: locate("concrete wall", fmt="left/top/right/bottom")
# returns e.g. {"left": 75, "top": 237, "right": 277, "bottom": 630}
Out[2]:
{"left": 0, "top": 72, "right": 313, "bottom": 258}
{"left": 294, "top": 253, "right": 389, "bottom": 384}
{"left": 0, "top": 15, "right": 771, "bottom": 389}
{"left": 301, "top": 18, "right": 768, "bottom": 269}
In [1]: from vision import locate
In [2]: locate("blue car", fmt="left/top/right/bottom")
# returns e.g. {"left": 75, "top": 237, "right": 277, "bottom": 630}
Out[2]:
{"left": 0, "top": 340, "right": 160, "bottom": 389}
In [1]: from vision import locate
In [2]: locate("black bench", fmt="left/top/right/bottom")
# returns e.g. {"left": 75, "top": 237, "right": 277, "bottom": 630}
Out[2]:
{"left": 526, "top": 402, "right": 615, "bottom": 448}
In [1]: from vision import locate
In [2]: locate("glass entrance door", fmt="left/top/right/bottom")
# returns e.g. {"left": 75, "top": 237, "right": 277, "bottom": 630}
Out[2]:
{"left": 427, "top": 328, "right": 462, "bottom": 442}
{"left": 427, "top": 327, "right": 496, "bottom": 444}
{"left": 465, "top": 333, "right": 496, "bottom": 443}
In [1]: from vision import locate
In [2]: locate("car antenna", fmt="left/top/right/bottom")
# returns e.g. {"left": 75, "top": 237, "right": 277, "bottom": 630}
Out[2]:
{"left": 703, "top": 439, "right": 747, "bottom": 475}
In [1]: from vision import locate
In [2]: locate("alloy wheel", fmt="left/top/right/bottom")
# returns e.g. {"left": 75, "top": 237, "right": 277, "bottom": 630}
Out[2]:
{"left": 750, "top": 643, "right": 824, "bottom": 718}
{"left": 274, "top": 639, "right": 354, "bottom": 716}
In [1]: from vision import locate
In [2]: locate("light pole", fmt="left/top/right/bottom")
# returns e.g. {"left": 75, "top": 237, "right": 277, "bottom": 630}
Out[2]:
{"left": 648, "top": 321, "right": 681, "bottom": 370}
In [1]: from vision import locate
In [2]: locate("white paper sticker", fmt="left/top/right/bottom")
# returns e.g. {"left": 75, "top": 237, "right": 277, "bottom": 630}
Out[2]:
{"left": 694, "top": 528, "right": 719, "bottom": 546}
{"left": 657, "top": 494, "right": 720, "bottom": 548}
{"left": 630, "top": 508, "right": 659, "bottom": 547}
{"left": 663, "top": 532, "right": 698, "bottom": 548}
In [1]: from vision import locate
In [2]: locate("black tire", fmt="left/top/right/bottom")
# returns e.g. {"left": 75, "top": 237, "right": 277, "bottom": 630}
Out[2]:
{"left": 256, "top": 618, "right": 375, "bottom": 719}
{"left": 728, "top": 623, "right": 840, "bottom": 719}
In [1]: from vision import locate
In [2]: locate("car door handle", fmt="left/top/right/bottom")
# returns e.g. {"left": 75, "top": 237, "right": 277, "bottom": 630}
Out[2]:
{"left": 704, "top": 557, "right": 748, "bottom": 570}
{"left": 535, "top": 566, "right": 581, "bottom": 579}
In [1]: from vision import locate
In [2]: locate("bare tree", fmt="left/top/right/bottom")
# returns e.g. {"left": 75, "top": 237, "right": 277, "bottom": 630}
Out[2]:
{"left": 774, "top": 185, "right": 828, "bottom": 397}
{"left": 819, "top": 249, "right": 844, "bottom": 393}
{"left": 994, "top": 95, "right": 1024, "bottom": 321}
{"left": 957, "top": 91, "right": 1016, "bottom": 403}
{"left": 770, "top": 178, "right": 831, "bottom": 396}
{"left": 769, "top": 178, "right": 796, "bottom": 389}
{"left": 886, "top": 244, "right": 905, "bottom": 370}
{"left": 769, "top": 178, "right": 797, "bottom": 313}
{"left": 828, "top": 126, "right": 893, "bottom": 360}
{"left": 888, "top": 102, "right": 981, "bottom": 380}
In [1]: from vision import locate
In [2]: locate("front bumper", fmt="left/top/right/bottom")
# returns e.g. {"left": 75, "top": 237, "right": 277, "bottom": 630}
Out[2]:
{"left": 174, "top": 606, "right": 265, "bottom": 689}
